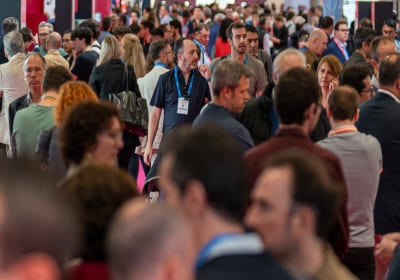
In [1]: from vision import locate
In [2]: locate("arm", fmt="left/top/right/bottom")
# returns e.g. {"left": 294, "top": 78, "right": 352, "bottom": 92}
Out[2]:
{"left": 144, "top": 106, "right": 162, "bottom": 166}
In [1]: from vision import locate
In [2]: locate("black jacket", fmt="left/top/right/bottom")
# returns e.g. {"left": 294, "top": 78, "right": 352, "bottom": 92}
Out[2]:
{"left": 8, "top": 93, "right": 29, "bottom": 139}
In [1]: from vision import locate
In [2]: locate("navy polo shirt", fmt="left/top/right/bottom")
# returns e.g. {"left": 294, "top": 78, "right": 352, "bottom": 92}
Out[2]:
{"left": 150, "top": 67, "right": 211, "bottom": 133}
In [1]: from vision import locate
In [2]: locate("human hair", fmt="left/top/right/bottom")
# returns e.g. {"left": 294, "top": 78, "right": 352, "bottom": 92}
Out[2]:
{"left": 194, "top": 23, "right": 208, "bottom": 34}
{"left": 19, "top": 27, "right": 32, "bottom": 43}
{"left": 272, "top": 48, "right": 306, "bottom": 75}
{"left": 71, "top": 27, "right": 92, "bottom": 45}
{"left": 102, "top": 16, "right": 112, "bottom": 31}
{"left": 43, "top": 66, "right": 73, "bottom": 92}
{"left": 379, "top": 53, "right": 400, "bottom": 86}
{"left": 226, "top": 22, "right": 245, "bottom": 40}
{"left": 275, "top": 68, "right": 320, "bottom": 125}
{"left": 173, "top": 37, "right": 192, "bottom": 58}
{"left": 23, "top": 52, "right": 46, "bottom": 70}
{"left": 150, "top": 27, "right": 164, "bottom": 38}
{"left": 339, "top": 64, "right": 372, "bottom": 94}
{"left": 47, "top": 32, "right": 62, "bottom": 49}
{"left": 170, "top": 19, "right": 182, "bottom": 35}
{"left": 3, "top": 31, "right": 24, "bottom": 57}
{"left": 113, "top": 25, "right": 132, "bottom": 36}
{"left": 98, "top": 36, "right": 121, "bottom": 65}
{"left": 79, "top": 19, "right": 98, "bottom": 39}
{"left": 327, "top": 86, "right": 359, "bottom": 121}
{"left": 140, "top": 20, "right": 154, "bottom": 32}
{"left": 287, "top": 11, "right": 295, "bottom": 20}
{"left": 359, "top": 18, "right": 373, "bottom": 29}
{"left": 39, "top": 21, "right": 54, "bottom": 32}
{"left": 0, "top": 159, "right": 78, "bottom": 270}
{"left": 203, "top": 7, "right": 212, "bottom": 18}
{"left": 383, "top": 18, "right": 396, "bottom": 29}
{"left": 2, "top": 17, "right": 19, "bottom": 34}
{"left": 129, "top": 23, "right": 140, "bottom": 35}
{"left": 108, "top": 204, "right": 190, "bottom": 280}
{"left": 60, "top": 101, "right": 120, "bottom": 165}
{"left": 54, "top": 81, "right": 99, "bottom": 126}
{"left": 371, "top": 36, "right": 395, "bottom": 62}
{"left": 265, "top": 149, "right": 340, "bottom": 240}
{"left": 317, "top": 55, "right": 342, "bottom": 78}
{"left": 149, "top": 39, "right": 170, "bottom": 62}
{"left": 334, "top": 18, "right": 348, "bottom": 30}
{"left": 62, "top": 165, "right": 138, "bottom": 261}
{"left": 161, "top": 125, "right": 247, "bottom": 223}
{"left": 354, "top": 27, "right": 377, "bottom": 50}
{"left": 131, "top": 10, "right": 140, "bottom": 18}
{"left": 212, "top": 59, "right": 253, "bottom": 96}
{"left": 63, "top": 29, "right": 72, "bottom": 36}
{"left": 219, "top": 18, "right": 233, "bottom": 42}
{"left": 122, "top": 34, "right": 146, "bottom": 78}
{"left": 245, "top": 24, "right": 258, "bottom": 34}
{"left": 320, "top": 16, "right": 334, "bottom": 29}
{"left": 119, "top": 14, "right": 127, "bottom": 26}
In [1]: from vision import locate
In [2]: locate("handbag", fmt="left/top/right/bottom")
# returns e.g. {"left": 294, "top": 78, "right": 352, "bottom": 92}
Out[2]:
{"left": 109, "top": 64, "right": 149, "bottom": 137}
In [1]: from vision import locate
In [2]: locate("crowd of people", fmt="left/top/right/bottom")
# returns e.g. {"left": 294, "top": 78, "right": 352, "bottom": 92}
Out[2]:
{"left": 2, "top": 2, "right": 400, "bottom": 280}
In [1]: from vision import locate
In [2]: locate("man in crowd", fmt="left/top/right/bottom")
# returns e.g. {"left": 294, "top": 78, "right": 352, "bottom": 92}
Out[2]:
{"left": 319, "top": 16, "right": 334, "bottom": 44}
{"left": 159, "top": 24, "right": 174, "bottom": 45}
{"left": 193, "top": 23, "right": 210, "bottom": 66}
{"left": 34, "top": 21, "right": 68, "bottom": 58}
{"left": 79, "top": 20, "right": 101, "bottom": 55}
{"left": 194, "top": 59, "right": 254, "bottom": 152}
{"left": 0, "top": 31, "right": 28, "bottom": 158}
{"left": 271, "top": 15, "right": 288, "bottom": 55}
{"left": 144, "top": 38, "right": 211, "bottom": 166}
{"left": 324, "top": 18, "right": 350, "bottom": 64}
{"left": 207, "top": 12, "right": 225, "bottom": 58}
{"left": 300, "top": 28, "right": 328, "bottom": 57}
{"left": 381, "top": 18, "right": 400, "bottom": 52}
{"left": 357, "top": 53, "right": 400, "bottom": 235}
{"left": 159, "top": 5, "right": 172, "bottom": 25}
{"left": 344, "top": 27, "right": 376, "bottom": 69}
{"left": 158, "top": 125, "right": 293, "bottom": 280}
{"left": 211, "top": 22, "right": 267, "bottom": 98}
{"left": 139, "top": 20, "right": 154, "bottom": 57}
{"left": 370, "top": 36, "right": 397, "bottom": 89}
{"left": 244, "top": 68, "right": 349, "bottom": 257}
{"left": 318, "top": 86, "right": 381, "bottom": 279}
{"left": 245, "top": 149, "right": 357, "bottom": 279}
{"left": 12, "top": 66, "right": 72, "bottom": 158}
{"left": 339, "top": 64, "right": 374, "bottom": 104}
{"left": 0, "top": 17, "right": 19, "bottom": 64}
{"left": 203, "top": 7, "right": 213, "bottom": 27}
{"left": 62, "top": 30, "right": 74, "bottom": 66}
{"left": 98, "top": 16, "right": 113, "bottom": 44}
{"left": 44, "top": 32, "right": 69, "bottom": 70}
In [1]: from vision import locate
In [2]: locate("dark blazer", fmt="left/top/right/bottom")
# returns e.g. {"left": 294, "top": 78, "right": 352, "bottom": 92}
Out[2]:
{"left": 356, "top": 91, "right": 400, "bottom": 234}
{"left": 323, "top": 40, "right": 347, "bottom": 64}
{"left": 8, "top": 93, "right": 29, "bottom": 139}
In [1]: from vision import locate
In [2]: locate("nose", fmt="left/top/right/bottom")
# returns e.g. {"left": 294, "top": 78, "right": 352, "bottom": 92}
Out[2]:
{"left": 244, "top": 90, "right": 250, "bottom": 101}
{"left": 116, "top": 134, "right": 124, "bottom": 150}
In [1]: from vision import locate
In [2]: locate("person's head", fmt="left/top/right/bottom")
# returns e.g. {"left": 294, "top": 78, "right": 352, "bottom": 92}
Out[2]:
{"left": 272, "top": 48, "right": 306, "bottom": 84}
{"left": 102, "top": 16, "right": 112, "bottom": 32}
{"left": 320, "top": 16, "right": 334, "bottom": 34}
{"left": 193, "top": 6, "right": 202, "bottom": 21}
{"left": 354, "top": 27, "right": 377, "bottom": 58}
{"left": 139, "top": 20, "right": 154, "bottom": 39}
{"left": 23, "top": 52, "right": 46, "bottom": 95}
{"left": 2, "top": 17, "right": 18, "bottom": 35}
{"left": 79, "top": 20, "right": 98, "bottom": 40}
{"left": 370, "top": 36, "right": 397, "bottom": 74}
{"left": 149, "top": 39, "right": 175, "bottom": 68}
{"left": 62, "top": 30, "right": 74, "bottom": 54}
{"left": 60, "top": 101, "right": 123, "bottom": 167}
{"left": 212, "top": 59, "right": 252, "bottom": 113}
{"left": 160, "top": 24, "right": 173, "bottom": 43}
{"left": 150, "top": 28, "right": 164, "bottom": 42}
{"left": 19, "top": 27, "right": 33, "bottom": 51}
{"left": 334, "top": 18, "right": 349, "bottom": 43}
{"left": 47, "top": 32, "right": 62, "bottom": 50}
{"left": 227, "top": 22, "right": 247, "bottom": 55}
{"left": 62, "top": 165, "right": 138, "bottom": 262}
{"left": 203, "top": 7, "right": 212, "bottom": 20}
{"left": 43, "top": 66, "right": 72, "bottom": 93}
{"left": 129, "top": 23, "right": 140, "bottom": 35}
{"left": 119, "top": 14, "right": 127, "bottom": 26}
{"left": 174, "top": 38, "right": 199, "bottom": 72}
{"left": 251, "top": 11, "right": 259, "bottom": 27}
{"left": 359, "top": 18, "right": 373, "bottom": 29}
{"left": 108, "top": 203, "right": 195, "bottom": 280}
{"left": 111, "top": 14, "right": 120, "bottom": 29}
{"left": 275, "top": 68, "right": 321, "bottom": 131}
{"left": 245, "top": 149, "right": 340, "bottom": 256}
{"left": 159, "top": 5, "right": 168, "bottom": 17}
{"left": 54, "top": 81, "right": 99, "bottom": 126}
{"left": 339, "top": 64, "right": 373, "bottom": 103}
{"left": 0, "top": 159, "right": 78, "bottom": 280}
{"left": 98, "top": 36, "right": 121, "bottom": 65}
{"left": 113, "top": 26, "right": 132, "bottom": 42}
{"left": 307, "top": 29, "right": 328, "bottom": 56}
{"left": 3, "top": 31, "right": 23, "bottom": 58}
{"left": 219, "top": 18, "right": 233, "bottom": 42}
{"left": 194, "top": 23, "right": 209, "bottom": 47}
{"left": 38, "top": 21, "right": 53, "bottom": 50}
{"left": 317, "top": 55, "right": 342, "bottom": 89}
{"left": 159, "top": 125, "right": 247, "bottom": 226}
{"left": 170, "top": 19, "right": 182, "bottom": 37}
{"left": 245, "top": 24, "right": 258, "bottom": 57}
{"left": 214, "top": 12, "right": 226, "bottom": 24}
{"left": 274, "top": 14, "right": 284, "bottom": 28}
{"left": 71, "top": 27, "right": 92, "bottom": 52}
{"left": 121, "top": 34, "right": 146, "bottom": 78}
{"left": 378, "top": 53, "right": 400, "bottom": 96}
{"left": 130, "top": 10, "right": 140, "bottom": 25}
{"left": 327, "top": 86, "right": 359, "bottom": 123}
{"left": 382, "top": 18, "right": 397, "bottom": 40}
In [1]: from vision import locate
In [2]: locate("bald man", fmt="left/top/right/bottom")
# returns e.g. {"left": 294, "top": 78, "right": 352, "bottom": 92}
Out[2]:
{"left": 44, "top": 32, "right": 69, "bottom": 69}
{"left": 300, "top": 29, "right": 327, "bottom": 56}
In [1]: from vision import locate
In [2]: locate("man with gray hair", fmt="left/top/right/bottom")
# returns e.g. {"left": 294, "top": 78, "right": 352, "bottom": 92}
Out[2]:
{"left": 108, "top": 203, "right": 195, "bottom": 280}
{"left": 0, "top": 17, "right": 19, "bottom": 64}
{"left": 0, "top": 31, "right": 28, "bottom": 158}
{"left": 207, "top": 12, "right": 225, "bottom": 57}
{"left": 33, "top": 21, "right": 68, "bottom": 58}
{"left": 44, "top": 32, "right": 69, "bottom": 69}
{"left": 194, "top": 59, "right": 254, "bottom": 152}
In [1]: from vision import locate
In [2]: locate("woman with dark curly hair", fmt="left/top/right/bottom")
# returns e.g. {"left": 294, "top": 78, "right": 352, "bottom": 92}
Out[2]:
{"left": 60, "top": 101, "right": 124, "bottom": 175}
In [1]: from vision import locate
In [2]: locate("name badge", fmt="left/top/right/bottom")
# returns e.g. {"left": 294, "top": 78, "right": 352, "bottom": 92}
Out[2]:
{"left": 177, "top": 97, "right": 189, "bottom": 115}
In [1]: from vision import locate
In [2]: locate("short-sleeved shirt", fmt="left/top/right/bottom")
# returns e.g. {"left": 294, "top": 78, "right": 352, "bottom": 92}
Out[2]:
{"left": 71, "top": 51, "right": 99, "bottom": 82}
{"left": 210, "top": 55, "right": 267, "bottom": 98}
{"left": 150, "top": 67, "right": 211, "bottom": 134}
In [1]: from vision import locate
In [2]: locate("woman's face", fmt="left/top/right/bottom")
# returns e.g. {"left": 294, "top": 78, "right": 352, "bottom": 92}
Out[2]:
{"left": 318, "top": 62, "right": 336, "bottom": 88}
{"left": 90, "top": 117, "right": 124, "bottom": 167}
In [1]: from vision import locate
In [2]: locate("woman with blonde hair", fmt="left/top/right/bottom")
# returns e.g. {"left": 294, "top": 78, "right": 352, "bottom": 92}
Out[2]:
{"left": 317, "top": 54, "right": 343, "bottom": 107}
{"left": 121, "top": 34, "right": 146, "bottom": 78}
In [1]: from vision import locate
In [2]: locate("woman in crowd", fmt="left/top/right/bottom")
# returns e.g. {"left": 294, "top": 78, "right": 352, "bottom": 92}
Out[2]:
{"left": 214, "top": 18, "right": 233, "bottom": 58}
{"left": 317, "top": 54, "right": 342, "bottom": 107}
{"left": 121, "top": 34, "right": 146, "bottom": 78}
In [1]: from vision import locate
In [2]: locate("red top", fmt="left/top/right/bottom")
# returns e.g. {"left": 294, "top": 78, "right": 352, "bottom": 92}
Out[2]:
{"left": 215, "top": 37, "right": 231, "bottom": 58}
{"left": 67, "top": 262, "right": 110, "bottom": 280}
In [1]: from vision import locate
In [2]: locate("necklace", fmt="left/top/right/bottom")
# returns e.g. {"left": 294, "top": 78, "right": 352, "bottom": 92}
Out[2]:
{"left": 44, "top": 96, "right": 56, "bottom": 101}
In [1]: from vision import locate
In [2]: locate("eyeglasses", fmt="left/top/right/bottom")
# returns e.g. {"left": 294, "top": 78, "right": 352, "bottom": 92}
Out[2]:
{"left": 25, "top": 67, "right": 44, "bottom": 74}
{"left": 382, "top": 30, "right": 395, "bottom": 35}
{"left": 338, "top": 29, "right": 350, "bottom": 33}
{"left": 38, "top": 33, "right": 50, "bottom": 37}
{"left": 362, "top": 86, "right": 375, "bottom": 94}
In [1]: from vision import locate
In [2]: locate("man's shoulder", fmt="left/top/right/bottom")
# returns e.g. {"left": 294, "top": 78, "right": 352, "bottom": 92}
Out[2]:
{"left": 247, "top": 55, "right": 265, "bottom": 69}
{"left": 10, "top": 94, "right": 28, "bottom": 109}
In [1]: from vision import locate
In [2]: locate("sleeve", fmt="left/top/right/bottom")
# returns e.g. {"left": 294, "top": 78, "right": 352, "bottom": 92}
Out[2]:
{"left": 255, "top": 61, "right": 268, "bottom": 93}
{"left": 71, "top": 55, "right": 83, "bottom": 78}
{"left": 8, "top": 102, "right": 15, "bottom": 141}
{"left": 263, "top": 33, "right": 271, "bottom": 55}
{"left": 89, "top": 67, "right": 101, "bottom": 98}
{"left": 150, "top": 74, "right": 166, "bottom": 109}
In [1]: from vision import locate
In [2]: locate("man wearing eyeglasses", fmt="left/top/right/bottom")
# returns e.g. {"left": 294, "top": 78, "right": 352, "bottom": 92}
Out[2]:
{"left": 381, "top": 18, "right": 400, "bottom": 52}
{"left": 323, "top": 19, "right": 350, "bottom": 64}
{"left": 33, "top": 22, "right": 68, "bottom": 58}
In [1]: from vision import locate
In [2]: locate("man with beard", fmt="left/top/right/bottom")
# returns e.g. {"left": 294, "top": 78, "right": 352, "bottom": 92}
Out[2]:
{"left": 344, "top": 27, "right": 376, "bottom": 71}
{"left": 210, "top": 22, "right": 267, "bottom": 98}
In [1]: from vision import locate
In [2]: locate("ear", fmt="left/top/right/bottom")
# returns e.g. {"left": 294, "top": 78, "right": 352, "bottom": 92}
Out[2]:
{"left": 182, "top": 180, "right": 207, "bottom": 219}
{"left": 371, "top": 60, "right": 379, "bottom": 74}
{"left": 220, "top": 86, "right": 232, "bottom": 100}
{"left": 228, "top": 38, "right": 232, "bottom": 47}
{"left": 304, "top": 102, "right": 317, "bottom": 121}
{"left": 4, "top": 49, "right": 8, "bottom": 59}
{"left": 291, "top": 207, "right": 316, "bottom": 240}
{"left": 272, "top": 73, "right": 278, "bottom": 85}
{"left": 9, "top": 253, "right": 61, "bottom": 280}
{"left": 354, "top": 108, "right": 359, "bottom": 122}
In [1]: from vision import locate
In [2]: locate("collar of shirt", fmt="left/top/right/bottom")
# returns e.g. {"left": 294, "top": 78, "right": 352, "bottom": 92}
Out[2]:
{"left": 26, "top": 92, "right": 44, "bottom": 106}
{"left": 379, "top": 89, "right": 400, "bottom": 104}
{"left": 334, "top": 37, "right": 347, "bottom": 48}
{"left": 328, "top": 124, "right": 357, "bottom": 136}
{"left": 8, "top": 52, "right": 25, "bottom": 62}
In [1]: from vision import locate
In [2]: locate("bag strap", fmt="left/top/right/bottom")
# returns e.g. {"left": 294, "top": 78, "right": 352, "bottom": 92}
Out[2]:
{"left": 124, "top": 63, "right": 129, "bottom": 91}
{"left": 126, "top": 64, "right": 142, "bottom": 98}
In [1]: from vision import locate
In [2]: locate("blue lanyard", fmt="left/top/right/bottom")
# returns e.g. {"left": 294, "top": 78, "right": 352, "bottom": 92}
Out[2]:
{"left": 229, "top": 53, "right": 247, "bottom": 65}
{"left": 155, "top": 62, "right": 168, "bottom": 69}
{"left": 174, "top": 66, "right": 194, "bottom": 98}
{"left": 193, "top": 40, "right": 210, "bottom": 63}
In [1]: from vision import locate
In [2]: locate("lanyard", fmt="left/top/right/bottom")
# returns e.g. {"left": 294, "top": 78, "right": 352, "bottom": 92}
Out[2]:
{"left": 155, "top": 62, "right": 168, "bottom": 69}
{"left": 229, "top": 53, "right": 247, "bottom": 65}
{"left": 193, "top": 40, "right": 211, "bottom": 64}
{"left": 174, "top": 66, "right": 194, "bottom": 98}
{"left": 328, "top": 125, "right": 357, "bottom": 136}
{"left": 333, "top": 38, "right": 349, "bottom": 60}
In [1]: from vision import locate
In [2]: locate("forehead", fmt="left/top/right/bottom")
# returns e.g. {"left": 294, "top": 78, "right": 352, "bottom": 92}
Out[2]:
{"left": 63, "top": 33, "right": 71, "bottom": 39}
{"left": 200, "top": 28, "right": 209, "bottom": 34}
{"left": 25, "top": 56, "right": 44, "bottom": 68}
{"left": 337, "top": 23, "right": 348, "bottom": 29}
{"left": 279, "top": 54, "right": 304, "bottom": 72}
{"left": 183, "top": 40, "right": 196, "bottom": 50}
{"left": 382, "top": 24, "right": 395, "bottom": 30}
{"left": 232, "top": 27, "right": 246, "bottom": 36}
{"left": 39, "top": 26, "right": 50, "bottom": 32}
{"left": 247, "top": 32, "right": 258, "bottom": 39}
{"left": 378, "top": 42, "right": 397, "bottom": 57}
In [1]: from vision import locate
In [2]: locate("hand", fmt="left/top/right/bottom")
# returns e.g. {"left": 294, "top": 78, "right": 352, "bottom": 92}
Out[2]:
{"left": 143, "top": 146, "right": 153, "bottom": 166}
{"left": 329, "top": 78, "right": 338, "bottom": 94}
{"left": 198, "top": 64, "right": 211, "bottom": 80}
{"left": 375, "top": 233, "right": 400, "bottom": 267}
{"left": 32, "top": 33, "right": 38, "bottom": 45}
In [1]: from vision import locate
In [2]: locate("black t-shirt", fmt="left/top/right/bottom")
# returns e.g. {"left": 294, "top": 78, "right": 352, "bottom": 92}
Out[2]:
{"left": 71, "top": 50, "right": 99, "bottom": 82}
